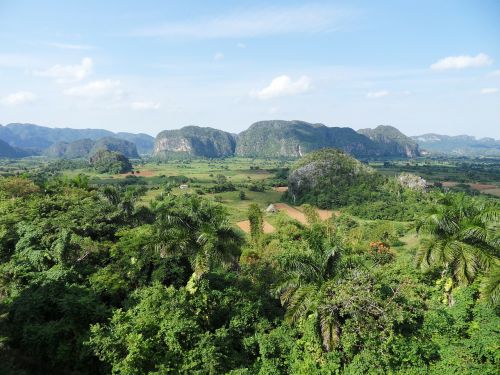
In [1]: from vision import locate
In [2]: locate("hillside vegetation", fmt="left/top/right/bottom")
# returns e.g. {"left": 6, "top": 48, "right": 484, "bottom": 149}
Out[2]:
{"left": 45, "top": 137, "right": 139, "bottom": 159}
{"left": 358, "top": 125, "right": 420, "bottom": 157}
{"left": 154, "top": 125, "right": 236, "bottom": 158}
{"left": 236, "top": 120, "right": 386, "bottom": 158}
{"left": 0, "top": 164, "right": 498, "bottom": 374}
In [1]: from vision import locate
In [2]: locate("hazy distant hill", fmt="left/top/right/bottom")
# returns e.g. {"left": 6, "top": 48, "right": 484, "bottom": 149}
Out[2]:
{"left": 411, "top": 134, "right": 500, "bottom": 156}
{"left": 154, "top": 126, "right": 236, "bottom": 158}
{"left": 358, "top": 125, "right": 420, "bottom": 157}
{"left": 0, "top": 139, "right": 32, "bottom": 158}
{"left": 115, "top": 132, "right": 155, "bottom": 154}
{"left": 44, "top": 137, "right": 139, "bottom": 159}
{"left": 0, "top": 123, "right": 154, "bottom": 154}
{"left": 236, "top": 120, "right": 393, "bottom": 158}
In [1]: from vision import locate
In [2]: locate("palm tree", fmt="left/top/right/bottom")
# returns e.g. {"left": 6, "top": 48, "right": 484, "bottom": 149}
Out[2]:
{"left": 416, "top": 192, "right": 499, "bottom": 303}
{"left": 152, "top": 194, "right": 243, "bottom": 281}
{"left": 273, "top": 224, "right": 361, "bottom": 351}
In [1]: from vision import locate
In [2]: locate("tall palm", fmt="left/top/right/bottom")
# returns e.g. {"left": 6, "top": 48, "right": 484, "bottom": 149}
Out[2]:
{"left": 416, "top": 192, "right": 499, "bottom": 301}
{"left": 273, "top": 224, "right": 361, "bottom": 351}
{"left": 152, "top": 194, "right": 243, "bottom": 280}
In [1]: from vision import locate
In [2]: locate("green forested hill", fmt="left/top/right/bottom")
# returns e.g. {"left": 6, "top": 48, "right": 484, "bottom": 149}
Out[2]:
{"left": 235, "top": 120, "right": 382, "bottom": 158}
{"left": 154, "top": 125, "right": 237, "bottom": 158}
{"left": 358, "top": 125, "right": 420, "bottom": 157}
{"left": 44, "top": 137, "right": 139, "bottom": 159}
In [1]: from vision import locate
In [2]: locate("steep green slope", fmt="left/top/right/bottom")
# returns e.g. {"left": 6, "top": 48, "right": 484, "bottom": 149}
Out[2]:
{"left": 358, "top": 125, "right": 420, "bottom": 157}
{"left": 235, "top": 120, "right": 383, "bottom": 158}
{"left": 154, "top": 126, "right": 236, "bottom": 158}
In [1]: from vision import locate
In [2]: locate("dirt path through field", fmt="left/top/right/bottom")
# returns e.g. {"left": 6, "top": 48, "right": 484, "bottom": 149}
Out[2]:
{"left": 236, "top": 220, "right": 275, "bottom": 234}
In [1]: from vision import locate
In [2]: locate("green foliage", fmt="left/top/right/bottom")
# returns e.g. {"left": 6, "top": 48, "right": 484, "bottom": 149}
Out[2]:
{"left": 0, "top": 171, "right": 498, "bottom": 374}
{"left": 415, "top": 192, "right": 499, "bottom": 303}
{"left": 248, "top": 203, "right": 263, "bottom": 242}
{"left": 90, "top": 149, "right": 132, "bottom": 174}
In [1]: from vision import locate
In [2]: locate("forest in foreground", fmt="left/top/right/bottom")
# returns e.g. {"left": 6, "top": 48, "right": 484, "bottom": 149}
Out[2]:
{"left": 0, "top": 151, "right": 499, "bottom": 375}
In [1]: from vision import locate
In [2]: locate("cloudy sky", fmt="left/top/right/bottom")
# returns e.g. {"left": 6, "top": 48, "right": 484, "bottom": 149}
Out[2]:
{"left": 1, "top": 0, "right": 499, "bottom": 137}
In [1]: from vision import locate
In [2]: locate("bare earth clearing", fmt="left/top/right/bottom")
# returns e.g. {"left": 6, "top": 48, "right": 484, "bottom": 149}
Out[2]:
{"left": 236, "top": 220, "right": 275, "bottom": 234}
{"left": 236, "top": 203, "right": 338, "bottom": 233}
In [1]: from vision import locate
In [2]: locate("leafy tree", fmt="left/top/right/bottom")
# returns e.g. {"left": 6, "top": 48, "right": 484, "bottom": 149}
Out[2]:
{"left": 151, "top": 194, "right": 242, "bottom": 280}
{"left": 248, "top": 204, "right": 263, "bottom": 242}
{"left": 416, "top": 193, "right": 499, "bottom": 304}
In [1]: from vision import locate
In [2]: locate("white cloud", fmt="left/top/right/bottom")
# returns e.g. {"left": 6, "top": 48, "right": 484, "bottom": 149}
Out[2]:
{"left": 47, "top": 42, "right": 94, "bottom": 50}
{"left": 489, "top": 70, "right": 500, "bottom": 77}
{"left": 430, "top": 53, "right": 493, "bottom": 70}
{"left": 213, "top": 52, "right": 224, "bottom": 61}
{"left": 130, "top": 101, "right": 160, "bottom": 110}
{"left": 481, "top": 87, "right": 498, "bottom": 94}
{"left": 64, "top": 79, "right": 122, "bottom": 98}
{"left": 366, "top": 90, "right": 389, "bottom": 99}
{"left": 34, "top": 57, "right": 93, "bottom": 82}
{"left": 1, "top": 91, "right": 37, "bottom": 106}
{"left": 250, "top": 75, "right": 311, "bottom": 100}
{"left": 135, "top": 5, "right": 349, "bottom": 39}
{"left": 236, "top": 42, "right": 246, "bottom": 49}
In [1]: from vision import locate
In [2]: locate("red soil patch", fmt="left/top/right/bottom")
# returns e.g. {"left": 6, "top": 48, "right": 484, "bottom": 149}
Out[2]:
{"left": 480, "top": 188, "right": 500, "bottom": 197}
{"left": 317, "top": 209, "right": 340, "bottom": 220}
{"left": 236, "top": 220, "right": 275, "bottom": 234}
{"left": 273, "top": 186, "right": 288, "bottom": 192}
{"left": 470, "top": 183, "right": 497, "bottom": 190}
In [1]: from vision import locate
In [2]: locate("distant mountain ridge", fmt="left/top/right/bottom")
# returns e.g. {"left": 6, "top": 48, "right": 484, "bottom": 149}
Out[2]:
{"left": 2, "top": 121, "right": 497, "bottom": 159}
{"left": 0, "top": 123, "right": 154, "bottom": 154}
{"left": 411, "top": 133, "right": 500, "bottom": 156}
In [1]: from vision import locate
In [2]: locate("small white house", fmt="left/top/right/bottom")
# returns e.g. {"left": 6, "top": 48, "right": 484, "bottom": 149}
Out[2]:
{"left": 266, "top": 204, "right": 278, "bottom": 213}
{"left": 179, "top": 184, "right": 189, "bottom": 190}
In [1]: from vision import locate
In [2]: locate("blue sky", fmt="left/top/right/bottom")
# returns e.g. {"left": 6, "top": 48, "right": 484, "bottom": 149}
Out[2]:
{"left": 0, "top": 0, "right": 499, "bottom": 137}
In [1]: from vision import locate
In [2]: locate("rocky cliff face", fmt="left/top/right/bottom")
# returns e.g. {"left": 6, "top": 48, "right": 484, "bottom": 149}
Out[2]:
{"left": 235, "top": 120, "right": 382, "bottom": 158}
{"left": 154, "top": 126, "right": 236, "bottom": 158}
{"left": 357, "top": 125, "right": 420, "bottom": 157}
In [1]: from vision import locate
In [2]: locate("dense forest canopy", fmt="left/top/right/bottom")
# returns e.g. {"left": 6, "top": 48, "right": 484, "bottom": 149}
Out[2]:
{"left": 0, "top": 151, "right": 498, "bottom": 374}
